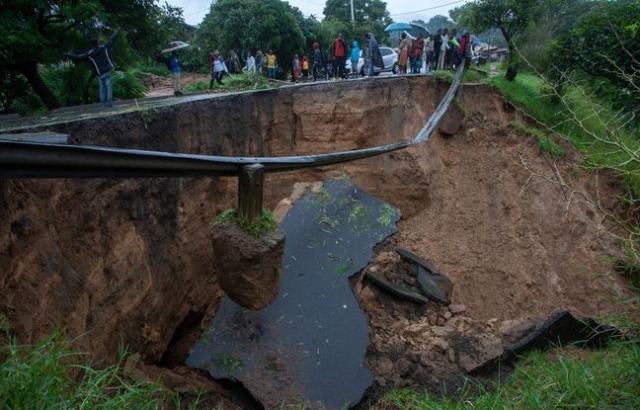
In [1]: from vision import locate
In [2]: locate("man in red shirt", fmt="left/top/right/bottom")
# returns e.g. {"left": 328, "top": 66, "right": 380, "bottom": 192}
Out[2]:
{"left": 333, "top": 34, "right": 347, "bottom": 78}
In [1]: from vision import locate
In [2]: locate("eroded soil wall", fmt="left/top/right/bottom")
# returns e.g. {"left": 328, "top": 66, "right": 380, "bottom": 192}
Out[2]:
{"left": 0, "top": 76, "right": 443, "bottom": 363}
{"left": 0, "top": 76, "right": 628, "bottom": 373}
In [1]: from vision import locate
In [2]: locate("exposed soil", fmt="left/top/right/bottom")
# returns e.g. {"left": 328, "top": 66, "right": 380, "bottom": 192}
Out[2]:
{"left": 0, "top": 75, "right": 634, "bottom": 407}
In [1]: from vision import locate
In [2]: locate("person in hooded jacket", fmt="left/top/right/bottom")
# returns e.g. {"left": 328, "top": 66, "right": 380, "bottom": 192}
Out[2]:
{"left": 350, "top": 40, "right": 361, "bottom": 76}
{"left": 363, "top": 33, "right": 383, "bottom": 77}
{"left": 68, "top": 30, "right": 119, "bottom": 107}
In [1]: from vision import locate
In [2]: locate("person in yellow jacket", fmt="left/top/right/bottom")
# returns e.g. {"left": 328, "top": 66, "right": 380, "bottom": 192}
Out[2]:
{"left": 266, "top": 50, "right": 278, "bottom": 79}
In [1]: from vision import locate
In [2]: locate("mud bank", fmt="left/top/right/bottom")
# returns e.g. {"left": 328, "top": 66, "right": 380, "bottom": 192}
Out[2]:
{"left": 0, "top": 76, "right": 631, "bottom": 405}
{"left": 0, "top": 76, "right": 444, "bottom": 364}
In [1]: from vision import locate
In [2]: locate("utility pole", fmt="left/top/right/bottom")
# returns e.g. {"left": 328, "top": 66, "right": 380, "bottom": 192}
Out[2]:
{"left": 350, "top": 0, "right": 355, "bottom": 23}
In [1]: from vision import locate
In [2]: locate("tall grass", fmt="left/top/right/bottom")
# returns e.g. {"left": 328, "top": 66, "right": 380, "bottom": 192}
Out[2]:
{"left": 487, "top": 70, "right": 640, "bottom": 195}
{"left": 0, "top": 331, "right": 165, "bottom": 409}
{"left": 385, "top": 340, "right": 640, "bottom": 410}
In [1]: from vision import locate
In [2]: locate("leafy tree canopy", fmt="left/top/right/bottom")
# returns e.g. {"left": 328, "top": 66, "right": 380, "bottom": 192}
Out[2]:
{"left": 549, "top": 0, "right": 640, "bottom": 108}
{"left": 0, "top": 0, "right": 186, "bottom": 110}
{"left": 197, "top": 0, "right": 305, "bottom": 70}
{"left": 322, "top": 0, "right": 392, "bottom": 45}
{"left": 453, "top": 0, "right": 542, "bottom": 80}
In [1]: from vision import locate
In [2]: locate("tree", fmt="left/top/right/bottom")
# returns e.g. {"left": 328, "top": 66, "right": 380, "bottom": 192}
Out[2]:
{"left": 0, "top": 1, "right": 103, "bottom": 109}
{"left": 197, "top": 0, "right": 305, "bottom": 71}
{"left": 0, "top": 0, "right": 185, "bottom": 111}
{"left": 322, "top": 0, "right": 392, "bottom": 44}
{"left": 454, "top": 0, "right": 542, "bottom": 81}
{"left": 549, "top": 0, "right": 640, "bottom": 109}
{"left": 423, "top": 15, "right": 456, "bottom": 34}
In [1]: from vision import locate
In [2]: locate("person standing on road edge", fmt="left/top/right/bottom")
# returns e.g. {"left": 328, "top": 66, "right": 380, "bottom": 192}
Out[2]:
{"left": 398, "top": 32, "right": 410, "bottom": 74}
{"left": 266, "top": 50, "right": 278, "bottom": 79}
{"left": 302, "top": 55, "right": 310, "bottom": 79}
{"left": 433, "top": 30, "right": 443, "bottom": 71}
{"left": 350, "top": 40, "right": 361, "bottom": 76}
{"left": 67, "top": 30, "right": 119, "bottom": 107}
{"left": 363, "top": 33, "right": 383, "bottom": 77}
{"left": 333, "top": 34, "right": 347, "bottom": 78}
{"left": 438, "top": 29, "right": 448, "bottom": 69}
{"left": 255, "top": 50, "right": 264, "bottom": 73}
{"left": 312, "top": 42, "right": 323, "bottom": 80}
{"left": 411, "top": 34, "right": 425, "bottom": 74}
{"left": 168, "top": 51, "right": 182, "bottom": 95}
{"left": 292, "top": 54, "right": 300, "bottom": 82}
{"left": 244, "top": 53, "right": 256, "bottom": 73}
{"left": 209, "top": 50, "right": 228, "bottom": 88}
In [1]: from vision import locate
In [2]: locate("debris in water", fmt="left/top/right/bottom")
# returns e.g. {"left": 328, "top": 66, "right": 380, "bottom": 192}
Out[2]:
{"left": 186, "top": 177, "right": 401, "bottom": 409}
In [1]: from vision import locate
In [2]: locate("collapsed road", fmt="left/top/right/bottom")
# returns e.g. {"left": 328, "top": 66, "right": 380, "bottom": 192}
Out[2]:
{"left": 0, "top": 65, "right": 632, "bottom": 408}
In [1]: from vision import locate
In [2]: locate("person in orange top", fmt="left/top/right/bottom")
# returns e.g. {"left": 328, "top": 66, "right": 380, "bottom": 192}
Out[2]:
{"left": 301, "top": 55, "right": 309, "bottom": 79}
{"left": 333, "top": 33, "right": 347, "bottom": 78}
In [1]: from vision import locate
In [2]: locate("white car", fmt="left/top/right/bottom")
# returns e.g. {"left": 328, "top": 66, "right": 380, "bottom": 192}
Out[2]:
{"left": 346, "top": 46, "right": 399, "bottom": 76}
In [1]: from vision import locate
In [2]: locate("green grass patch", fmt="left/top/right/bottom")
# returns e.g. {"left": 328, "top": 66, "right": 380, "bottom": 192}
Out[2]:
{"left": 509, "top": 120, "right": 565, "bottom": 158}
{"left": 385, "top": 340, "right": 640, "bottom": 409}
{"left": 488, "top": 70, "right": 640, "bottom": 195}
{"left": 0, "top": 331, "right": 165, "bottom": 409}
{"left": 212, "top": 208, "right": 277, "bottom": 237}
{"left": 537, "top": 136, "right": 566, "bottom": 157}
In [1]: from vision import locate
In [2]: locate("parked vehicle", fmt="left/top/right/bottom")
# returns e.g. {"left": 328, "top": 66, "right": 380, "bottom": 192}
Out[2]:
{"left": 346, "top": 46, "right": 400, "bottom": 76}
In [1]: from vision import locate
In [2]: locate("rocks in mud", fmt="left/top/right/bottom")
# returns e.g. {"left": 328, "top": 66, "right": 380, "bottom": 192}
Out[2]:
{"left": 438, "top": 101, "right": 465, "bottom": 137}
{"left": 211, "top": 222, "right": 284, "bottom": 310}
{"left": 452, "top": 333, "right": 504, "bottom": 373}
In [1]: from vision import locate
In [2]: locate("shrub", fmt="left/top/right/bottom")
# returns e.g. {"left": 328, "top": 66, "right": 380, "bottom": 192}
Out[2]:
{"left": 213, "top": 208, "right": 277, "bottom": 237}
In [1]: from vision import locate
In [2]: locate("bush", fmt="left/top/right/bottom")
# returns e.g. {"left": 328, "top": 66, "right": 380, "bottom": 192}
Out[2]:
{"left": 548, "top": 0, "right": 640, "bottom": 111}
{"left": 212, "top": 208, "right": 277, "bottom": 236}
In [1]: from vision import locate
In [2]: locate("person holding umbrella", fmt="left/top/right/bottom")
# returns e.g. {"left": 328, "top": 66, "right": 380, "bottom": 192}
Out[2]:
{"left": 168, "top": 51, "right": 182, "bottom": 95}
{"left": 161, "top": 41, "right": 190, "bottom": 95}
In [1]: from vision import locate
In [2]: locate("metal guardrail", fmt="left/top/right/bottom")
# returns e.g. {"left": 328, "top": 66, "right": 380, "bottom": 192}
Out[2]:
{"left": 0, "top": 65, "right": 464, "bottom": 178}
{"left": 0, "top": 65, "right": 465, "bottom": 221}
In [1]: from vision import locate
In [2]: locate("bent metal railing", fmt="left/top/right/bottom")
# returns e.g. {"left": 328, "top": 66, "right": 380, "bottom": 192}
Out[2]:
{"left": 0, "top": 65, "right": 465, "bottom": 221}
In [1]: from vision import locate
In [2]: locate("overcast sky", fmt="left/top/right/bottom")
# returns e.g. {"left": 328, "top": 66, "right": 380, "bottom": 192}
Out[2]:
{"left": 167, "top": 0, "right": 471, "bottom": 26}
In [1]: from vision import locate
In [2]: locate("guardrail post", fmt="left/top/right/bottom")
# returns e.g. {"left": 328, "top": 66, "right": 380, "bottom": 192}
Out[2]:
{"left": 238, "top": 163, "right": 264, "bottom": 224}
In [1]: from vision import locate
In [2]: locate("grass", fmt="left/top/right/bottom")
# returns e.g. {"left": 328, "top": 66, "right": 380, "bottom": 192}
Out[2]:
{"left": 487, "top": 70, "right": 640, "bottom": 195}
{"left": 0, "top": 331, "right": 166, "bottom": 409}
{"left": 385, "top": 339, "right": 640, "bottom": 410}
{"left": 509, "top": 120, "right": 565, "bottom": 158}
{"left": 212, "top": 208, "right": 277, "bottom": 237}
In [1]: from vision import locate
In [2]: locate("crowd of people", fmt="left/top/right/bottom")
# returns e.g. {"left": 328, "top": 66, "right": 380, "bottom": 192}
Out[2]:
{"left": 65, "top": 27, "right": 478, "bottom": 105}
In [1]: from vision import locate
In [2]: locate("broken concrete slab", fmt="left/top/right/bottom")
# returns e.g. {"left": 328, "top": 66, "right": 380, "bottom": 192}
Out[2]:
{"left": 470, "top": 310, "right": 621, "bottom": 374}
{"left": 394, "top": 247, "right": 452, "bottom": 304}
{"left": 416, "top": 266, "right": 452, "bottom": 305}
{"left": 395, "top": 247, "right": 436, "bottom": 274}
{"left": 187, "top": 177, "right": 401, "bottom": 409}
{"left": 365, "top": 272, "right": 430, "bottom": 305}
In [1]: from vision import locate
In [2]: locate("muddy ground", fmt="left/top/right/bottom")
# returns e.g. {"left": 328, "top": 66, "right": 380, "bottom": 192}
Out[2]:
{"left": 0, "top": 75, "right": 633, "bottom": 408}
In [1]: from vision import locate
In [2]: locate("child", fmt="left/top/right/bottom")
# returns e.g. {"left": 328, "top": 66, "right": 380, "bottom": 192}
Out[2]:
{"left": 292, "top": 54, "right": 300, "bottom": 81}
{"left": 301, "top": 55, "right": 309, "bottom": 79}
